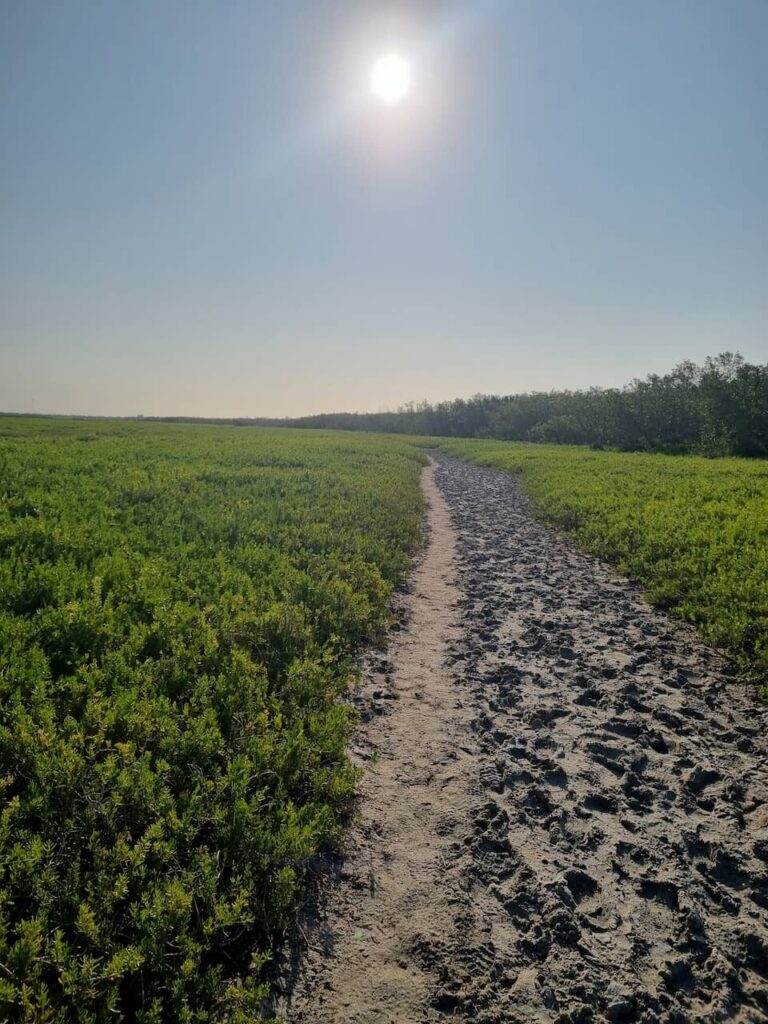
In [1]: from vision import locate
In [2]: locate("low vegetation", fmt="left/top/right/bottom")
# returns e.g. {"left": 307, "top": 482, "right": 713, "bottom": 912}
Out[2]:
{"left": 2, "top": 414, "right": 767, "bottom": 1022}
{"left": 0, "top": 418, "right": 424, "bottom": 1023}
{"left": 429, "top": 437, "right": 768, "bottom": 680}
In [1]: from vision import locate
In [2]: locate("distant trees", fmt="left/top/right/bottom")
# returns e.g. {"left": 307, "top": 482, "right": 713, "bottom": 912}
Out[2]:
{"left": 282, "top": 353, "right": 768, "bottom": 457}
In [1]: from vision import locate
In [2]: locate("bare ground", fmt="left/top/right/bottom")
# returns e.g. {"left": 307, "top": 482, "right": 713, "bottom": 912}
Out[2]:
{"left": 275, "top": 454, "right": 768, "bottom": 1024}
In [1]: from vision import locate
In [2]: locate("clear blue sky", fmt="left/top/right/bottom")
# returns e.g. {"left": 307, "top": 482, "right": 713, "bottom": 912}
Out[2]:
{"left": 1, "top": 0, "right": 766, "bottom": 417}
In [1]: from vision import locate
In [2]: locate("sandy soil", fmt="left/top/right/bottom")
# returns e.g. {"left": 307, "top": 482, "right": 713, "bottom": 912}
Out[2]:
{"left": 275, "top": 455, "right": 768, "bottom": 1024}
{"left": 272, "top": 459, "right": 476, "bottom": 1022}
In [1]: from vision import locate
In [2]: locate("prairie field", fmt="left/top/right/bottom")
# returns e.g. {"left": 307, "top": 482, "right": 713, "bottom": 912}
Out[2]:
{"left": 2, "top": 417, "right": 768, "bottom": 1022}
{"left": 0, "top": 418, "right": 424, "bottom": 1022}
{"left": 429, "top": 438, "right": 768, "bottom": 680}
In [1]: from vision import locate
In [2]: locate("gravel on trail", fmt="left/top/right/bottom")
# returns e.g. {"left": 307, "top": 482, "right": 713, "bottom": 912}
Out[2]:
{"left": 278, "top": 454, "right": 768, "bottom": 1024}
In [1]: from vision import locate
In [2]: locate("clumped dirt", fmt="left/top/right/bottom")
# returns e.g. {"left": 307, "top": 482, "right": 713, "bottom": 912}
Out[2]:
{"left": 276, "top": 454, "right": 768, "bottom": 1024}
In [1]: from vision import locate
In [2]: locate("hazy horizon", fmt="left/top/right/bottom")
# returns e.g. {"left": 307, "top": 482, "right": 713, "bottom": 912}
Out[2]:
{"left": 0, "top": 348, "right": 764, "bottom": 424}
{"left": 2, "top": 1, "right": 766, "bottom": 419}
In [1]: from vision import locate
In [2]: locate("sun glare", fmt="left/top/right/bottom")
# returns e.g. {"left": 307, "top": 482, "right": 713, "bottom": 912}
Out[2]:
{"left": 370, "top": 53, "right": 411, "bottom": 105}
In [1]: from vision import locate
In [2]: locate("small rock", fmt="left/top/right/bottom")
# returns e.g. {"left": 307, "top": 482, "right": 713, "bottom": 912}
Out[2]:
{"left": 606, "top": 997, "right": 635, "bottom": 1021}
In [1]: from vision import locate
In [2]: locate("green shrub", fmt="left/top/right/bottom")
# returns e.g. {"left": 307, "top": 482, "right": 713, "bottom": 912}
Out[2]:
{"left": 0, "top": 418, "right": 425, "bottom": 1022}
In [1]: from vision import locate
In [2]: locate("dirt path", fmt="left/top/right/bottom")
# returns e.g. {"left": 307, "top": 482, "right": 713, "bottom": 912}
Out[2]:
{"left": 279, "top": 455, "right": 768, "bottom": 1024}
{"left": 277, "top": 459, "right": 479, "bottom": 1022}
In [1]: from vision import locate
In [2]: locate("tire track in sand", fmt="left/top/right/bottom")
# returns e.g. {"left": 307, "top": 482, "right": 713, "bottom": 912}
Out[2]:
{"left": 427, "top": 454, "right": 768, "bottom": 1024}
{"left": 277, "top": 454, "right": 768, "bottom": 1024}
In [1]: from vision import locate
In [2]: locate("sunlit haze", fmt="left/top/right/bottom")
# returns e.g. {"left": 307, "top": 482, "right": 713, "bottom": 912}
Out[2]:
{"left": 1, "top": 1, "right": 766, "bottom": 418}
{"left": 371, "top": 54, "right": 411, "bottom": 105}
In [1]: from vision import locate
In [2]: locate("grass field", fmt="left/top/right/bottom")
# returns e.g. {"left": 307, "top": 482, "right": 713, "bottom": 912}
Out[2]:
{"left": 2, "top": 419, "right": 767, "bottom": 1021}
{"left": 0, "top": 418, "right": 424, "bottom": 1023}
{"left": 429, "top": 438, "right": 768, "bottom": 681}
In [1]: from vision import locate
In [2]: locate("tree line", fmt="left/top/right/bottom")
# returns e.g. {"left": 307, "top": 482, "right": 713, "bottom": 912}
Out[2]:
{"left": 276, "top": 353, "right": 768, "bottom": 456}
{"left": 19, "top": 352, "right": 762, "bottom": 456}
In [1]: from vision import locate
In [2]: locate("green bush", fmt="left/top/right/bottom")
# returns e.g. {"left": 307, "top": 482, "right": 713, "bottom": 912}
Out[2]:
{"left": 0, "top": 418, "right": 425, "bottom": 1022}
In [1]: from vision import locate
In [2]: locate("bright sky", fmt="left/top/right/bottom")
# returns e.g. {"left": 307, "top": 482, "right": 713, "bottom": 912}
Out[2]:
{"left": 1, "top": 0, "right": 766, "bottom": 418}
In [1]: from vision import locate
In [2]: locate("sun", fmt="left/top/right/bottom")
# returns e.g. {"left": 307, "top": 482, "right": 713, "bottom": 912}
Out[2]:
{"left": 370, "top": 53, "right": 411, "bottom": 105}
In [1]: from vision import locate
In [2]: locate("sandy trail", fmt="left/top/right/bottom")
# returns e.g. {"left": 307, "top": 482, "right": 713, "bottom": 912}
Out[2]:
{"left": 279, "top": 455, "right": 768, "bottom": 1024}
{"left": 277, "top": 459, "right": 479, "bottom": 1022}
